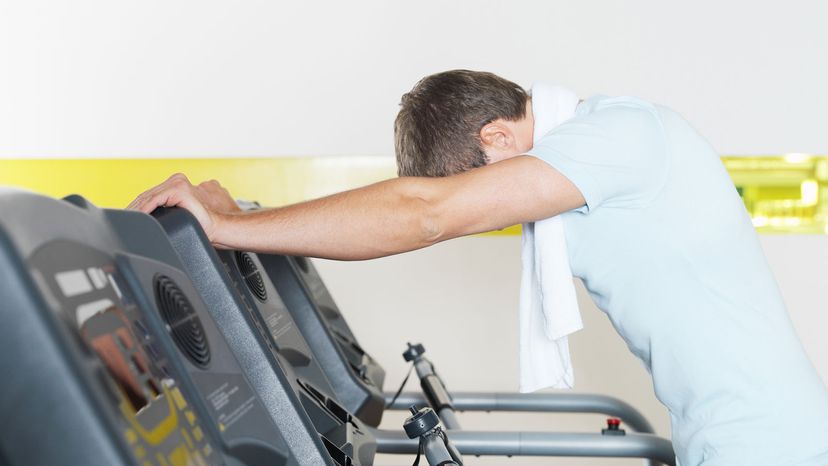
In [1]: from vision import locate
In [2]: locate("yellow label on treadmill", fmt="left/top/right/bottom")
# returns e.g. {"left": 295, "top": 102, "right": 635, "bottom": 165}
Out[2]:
{"left": 168, "top": 445, "right": 192, "bottom": 466}
{"left": 170, "top": 387, "right": 188, "bottom": 410}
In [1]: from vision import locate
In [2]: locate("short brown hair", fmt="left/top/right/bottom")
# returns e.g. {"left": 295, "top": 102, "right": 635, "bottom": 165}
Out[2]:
{"left": 394, "top": 70, "right": 529, "bottom": 177}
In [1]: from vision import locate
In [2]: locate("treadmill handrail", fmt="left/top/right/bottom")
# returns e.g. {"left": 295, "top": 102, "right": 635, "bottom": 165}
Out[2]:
{"left": 372, "top": 428, "right": 675, "bottom": 465}
{"left": 385, "top": 391, "right": 655, "bottom": 434}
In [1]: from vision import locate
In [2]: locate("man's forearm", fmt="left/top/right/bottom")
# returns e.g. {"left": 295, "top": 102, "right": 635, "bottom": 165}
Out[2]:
{"left": 213, "top": 177, "right": 440, "bottom": 260}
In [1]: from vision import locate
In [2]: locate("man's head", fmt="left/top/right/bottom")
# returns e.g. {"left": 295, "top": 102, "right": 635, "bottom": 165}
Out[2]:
{"left": 394, "top": 70, "right": 534, "bottom": 177}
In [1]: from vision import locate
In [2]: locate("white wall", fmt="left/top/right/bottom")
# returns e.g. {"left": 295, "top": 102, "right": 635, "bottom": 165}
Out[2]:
{"left": 1, "top": 0, "right": 827, "bottom": 158}
{"left": 2, "top": 1, "right": 827, "bottom": 465}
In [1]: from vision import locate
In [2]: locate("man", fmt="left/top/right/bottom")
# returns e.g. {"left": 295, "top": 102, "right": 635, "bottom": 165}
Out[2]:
{"left": 129, "top": 70, "right": 828, "bottom": 465}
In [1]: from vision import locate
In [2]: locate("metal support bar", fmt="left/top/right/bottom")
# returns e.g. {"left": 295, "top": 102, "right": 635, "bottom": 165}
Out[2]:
{"left": 437, "top": 408, "right": 462, "bottom": 430}
{"left": 372, "top": 428, "right": 675, "bottom": 466}
{"left": 385, "top": 391, "right": 655, "bottom": 434}
{"left": 411, "top": 356, "right": 462, "bottom": 430}
{"left": 421, "top": 431, "right": 461, "bottom": 466}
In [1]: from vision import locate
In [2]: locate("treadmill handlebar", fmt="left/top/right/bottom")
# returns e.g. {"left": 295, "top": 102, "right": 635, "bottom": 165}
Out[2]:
{"left": 403, "top": 342, "right": 426, "bottom": 362}
{"left": 405, "top": 343, "right": 460, "bottom": 429}
{"left": 420, "top": 375, "right": 453, "bottom": 413}
{"left": 372, "top": 428, "right": 675, "bottom": 466}
{"left": 402, "top": 406, "right": 464, "bottom": 466}
{"left": 385, "top": 391, "right": 655, "bottom": 434}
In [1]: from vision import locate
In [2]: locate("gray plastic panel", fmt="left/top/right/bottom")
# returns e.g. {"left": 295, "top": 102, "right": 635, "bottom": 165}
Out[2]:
{"left": 0, "top": 190, "right": 226, "bottom": 466}
{"left": 147, "top": 207, "right": 377, "bottom": 466}
{"left": 257, "top": 254, "right": 386, "bottom": 426}
{"left": 117, "top": 253, "right": 291, "bottom": 465}
{"left": 288, "top": 256, "right": 386, "bottom": 393}
{"left": 104, "top": 205, "right": 334, "bottom": 466}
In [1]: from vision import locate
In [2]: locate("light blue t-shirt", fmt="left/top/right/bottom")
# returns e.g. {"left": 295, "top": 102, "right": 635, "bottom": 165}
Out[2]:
{"left": 527, "top": 95, "right": 828, "bottom": 466}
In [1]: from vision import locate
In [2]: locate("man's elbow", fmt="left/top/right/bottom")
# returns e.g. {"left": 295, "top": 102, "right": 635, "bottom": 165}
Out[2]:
{"left": 399, "top": 195, "right": 441, "bottom": 249}
{"left": 397, "top": 179, "right": 445, "bottom": 247}
{"left": 420, "top": 199, "right": 444, "bottom": 246}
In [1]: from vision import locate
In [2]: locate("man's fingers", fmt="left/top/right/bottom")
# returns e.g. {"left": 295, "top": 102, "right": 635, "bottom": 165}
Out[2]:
{"left": 127, "top": 188, "right": 156, "bottom": 211}
{"left": 135, "top": 188, "right": 178, "bottom": 214}
{"left": 138, "top": 192, "right": 171, "bottom": 214}
{"left": 139, "top": 184, "right": 192, "bottom": 214}
{"left": 127, "top": 173, "right": 194, "bottom": 212}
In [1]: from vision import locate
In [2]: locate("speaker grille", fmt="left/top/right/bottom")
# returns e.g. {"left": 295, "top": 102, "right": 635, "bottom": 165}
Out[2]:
{"left": 235, "top": 252, "right": 267, "bottom": 302}
{"left": 154, "top": 275, "right": 211, "bottom": 368}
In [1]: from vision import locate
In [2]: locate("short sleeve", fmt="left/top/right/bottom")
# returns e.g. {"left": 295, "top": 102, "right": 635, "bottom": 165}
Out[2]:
{"left": 526, "top": 96, "right": 668, "bottom": 213}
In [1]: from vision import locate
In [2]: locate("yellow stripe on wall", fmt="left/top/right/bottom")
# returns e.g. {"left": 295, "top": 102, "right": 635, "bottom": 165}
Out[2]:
{"left": 0, "top": 157, "right": 523, "bottom": 236}
{"left": 1, "top": 155, "right": 827, "bottom": 235}
{"left": 0, "top": 157, "right": 396, "bottom": 209}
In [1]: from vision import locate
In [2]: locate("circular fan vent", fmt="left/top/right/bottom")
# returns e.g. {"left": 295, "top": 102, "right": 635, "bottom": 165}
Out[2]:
{"left": 235, "top": 252, "right": 268, "bottom": 302}
{"left": 154, "top": 275, "right": 211, "bottom": 368}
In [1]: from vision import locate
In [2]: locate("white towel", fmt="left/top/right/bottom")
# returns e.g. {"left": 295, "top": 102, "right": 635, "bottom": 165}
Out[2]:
{"left": 518, "top": 82, "right": 583, "bottom": 393}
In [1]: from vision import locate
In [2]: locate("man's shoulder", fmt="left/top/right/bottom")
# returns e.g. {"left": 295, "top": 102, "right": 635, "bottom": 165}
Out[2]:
{"left": 564, "top": 95, "right": 664, "bottom": 144}
{"left": 580, "top": 95, "right": 660, "bottom": 119}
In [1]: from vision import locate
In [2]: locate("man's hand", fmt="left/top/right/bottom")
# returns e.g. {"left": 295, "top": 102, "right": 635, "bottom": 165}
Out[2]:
{"left": 196, "top": 179, "right": 243, "bottom": 214}
{"left": 126, "top": 173, "right": 231, "bottom": 243}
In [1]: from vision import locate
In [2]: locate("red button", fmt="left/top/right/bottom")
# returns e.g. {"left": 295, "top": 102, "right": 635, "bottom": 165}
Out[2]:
{"left": 607, "top": 418, "right": 621, "bottom": 427}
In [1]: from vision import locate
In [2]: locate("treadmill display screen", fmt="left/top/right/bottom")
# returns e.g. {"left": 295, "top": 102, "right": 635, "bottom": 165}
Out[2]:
{"left": 86, "top": 309, "right": 156, "bottom": 414}
{"left": 28, "top": 240, "right": 220, "bottom": 466}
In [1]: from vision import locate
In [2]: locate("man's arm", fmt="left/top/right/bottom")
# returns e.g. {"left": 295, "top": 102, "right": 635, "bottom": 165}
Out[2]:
{"left": 128, "top": 155, "right": 584, "bottom": 260}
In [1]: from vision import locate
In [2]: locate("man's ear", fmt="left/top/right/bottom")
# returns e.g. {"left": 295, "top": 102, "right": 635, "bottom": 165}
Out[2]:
{"left": 479, "top": 121, "right": 513, "bottom": 151}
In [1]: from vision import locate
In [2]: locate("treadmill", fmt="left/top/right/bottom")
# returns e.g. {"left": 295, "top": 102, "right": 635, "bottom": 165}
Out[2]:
{"left": 0, "top": 189, "right": 320, "bottom": 465}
